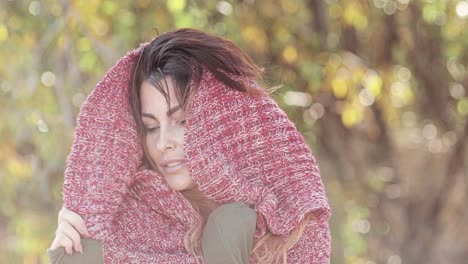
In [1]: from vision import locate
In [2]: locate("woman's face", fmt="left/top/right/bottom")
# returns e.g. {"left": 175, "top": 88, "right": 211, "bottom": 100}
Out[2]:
{"left": 140, "top": 77, "right": 195, "bottom": 191}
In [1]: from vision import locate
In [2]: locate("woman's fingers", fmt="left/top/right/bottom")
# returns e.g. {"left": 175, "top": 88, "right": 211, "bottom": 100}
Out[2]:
{"left": 49, "top": 208, "right": 87, "bottom": 256}
{"left": 58, "top": 207, "right": 90, "bottom": 237}
{"left": 50, "top": 233, "right": 74, "bottom": 255}
{"left": 56, "top": 221, "right": 83, "bottom": 253}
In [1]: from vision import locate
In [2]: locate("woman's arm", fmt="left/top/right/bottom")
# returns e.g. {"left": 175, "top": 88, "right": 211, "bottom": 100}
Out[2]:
{"left": 49, "top": 208, "right": 201, "bottom": 264}
{"left": 49, "top": 237, "right": 201, "bottom": 264}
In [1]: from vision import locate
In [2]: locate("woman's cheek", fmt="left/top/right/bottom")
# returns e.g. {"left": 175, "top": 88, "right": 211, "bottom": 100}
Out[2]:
{"left": 145, "top": 133, "right": 158, "bottom": 154}
{"left": 175, "top": 126, "right": 185, "bottom": 145}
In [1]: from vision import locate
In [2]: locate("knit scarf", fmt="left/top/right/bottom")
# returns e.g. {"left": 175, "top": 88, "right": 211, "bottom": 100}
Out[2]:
{"left": 63, "top": 44, "right": 331, "bottom": 263}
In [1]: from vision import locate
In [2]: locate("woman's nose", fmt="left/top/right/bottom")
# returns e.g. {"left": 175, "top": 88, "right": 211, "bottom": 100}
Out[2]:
{"left": 156, "top": 127, "right": 176, "bottom": 152}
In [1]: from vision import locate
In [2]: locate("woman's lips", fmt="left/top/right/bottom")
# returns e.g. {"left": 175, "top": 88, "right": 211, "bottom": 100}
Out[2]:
{"left": 162, "top": 161, "right": 186, "bottom": 174}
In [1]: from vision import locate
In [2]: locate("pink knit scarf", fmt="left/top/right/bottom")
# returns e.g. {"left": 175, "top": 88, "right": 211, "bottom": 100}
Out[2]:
{"left": 63, "top": 44, "right": 331, "bottom": 263}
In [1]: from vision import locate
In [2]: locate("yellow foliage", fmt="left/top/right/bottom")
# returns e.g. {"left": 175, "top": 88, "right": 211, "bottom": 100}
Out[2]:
{"left": 351, "top": 68, "right": 365, "bottom": 84}
{"left": 280, "top": 0, "right": 300, "bottom": 14}
{"left": 457, "top": 98, "right": 468, "bottom": 115}
{"left": 332, "top": 77, "right": 348, "bottom": 99}
{"left": 91, "top": 18, "right": 109, "bottom": 36}
{"left": 275, "top": 26, "right": 291, "bottom": 43}
{"left": 363, "top": 71, "right": 383, "bottom": 97}
{"left": 390, "top": 82, "right": 414, "bottom": 107}
{"left": 74, "top": 0, "right": 99, "bottom": 17}
{"left": 242, "top": 26, "right": 268, "bottom": 53}
{"left": 6, "top": 157, "right": 32, "bottom": 180}
{"left": 342, "top": 104, "right": 363, "bottom": 127}
{"left": 57, "top": 35, "right": 65, "bottom": 49}
{"left": 344, "top": 2, "right": 368, "bottom": 30}
{"left": 0, "top": 24, "right": 8, "bottom": 43}
{"left": 167, "top": 0, "right": 186, "bottom": 13}
{"left": 102, "top": 0, "right": 118, "bottom": 16}
{"left": 282, "top": 46, "right": 298, "bottom": 64}
{"left": 79, "top": 52, "right": 98, "bottom": 71}
{"left": 78, "top": 37, "right": 92, "bottom": 52}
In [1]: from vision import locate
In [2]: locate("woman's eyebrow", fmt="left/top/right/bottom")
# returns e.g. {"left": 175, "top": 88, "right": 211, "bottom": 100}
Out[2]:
{"left": 141, "top": 113, "right": 156, "bottom": 120}
{"left": 167, "top": 105, "right": 181, "bottom": 116}
{"left": 141, "top": 105, "right": 181, "bottom": 120}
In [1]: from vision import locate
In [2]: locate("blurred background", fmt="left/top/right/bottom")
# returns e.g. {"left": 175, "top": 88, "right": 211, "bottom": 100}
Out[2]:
{"left": 1, "top": 0, "right": 467, "bottom": 263}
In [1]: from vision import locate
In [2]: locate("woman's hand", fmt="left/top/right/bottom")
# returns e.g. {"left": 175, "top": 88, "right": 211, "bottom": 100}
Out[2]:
{"left": 49, "top": 207, "right": 90, "bottom": 255}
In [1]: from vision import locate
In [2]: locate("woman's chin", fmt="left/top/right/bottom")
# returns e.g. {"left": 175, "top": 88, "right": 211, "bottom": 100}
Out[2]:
{"left": 166, "top": 178, "right": 196, "bottom": 192}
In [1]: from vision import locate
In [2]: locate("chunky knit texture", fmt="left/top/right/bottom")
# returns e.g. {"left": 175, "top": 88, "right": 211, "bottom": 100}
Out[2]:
{"left": 63, "top": 44, "right": 331, "bottom": 263}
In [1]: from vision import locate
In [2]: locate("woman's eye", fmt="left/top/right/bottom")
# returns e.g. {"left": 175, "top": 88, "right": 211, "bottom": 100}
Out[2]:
{"left": 145, "top": 126, "right": 160, "bottom": 133}
{"left": 180, "top": 120, "right": 186, "bottom": 125}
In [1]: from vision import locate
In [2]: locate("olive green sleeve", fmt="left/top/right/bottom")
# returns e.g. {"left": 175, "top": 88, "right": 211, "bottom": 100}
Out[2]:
{"left": 47, "top": 238, "right": 103, "bottom": 264}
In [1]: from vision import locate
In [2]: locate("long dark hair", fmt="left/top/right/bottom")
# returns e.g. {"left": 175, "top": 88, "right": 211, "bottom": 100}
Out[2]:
{"left": 129, "top": 28, "right": 264, "bottom": 127}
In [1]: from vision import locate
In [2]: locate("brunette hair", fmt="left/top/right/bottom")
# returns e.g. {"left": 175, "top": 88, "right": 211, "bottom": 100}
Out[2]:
{"left": 129, "top": 28, "right": 307, "bottom": 263}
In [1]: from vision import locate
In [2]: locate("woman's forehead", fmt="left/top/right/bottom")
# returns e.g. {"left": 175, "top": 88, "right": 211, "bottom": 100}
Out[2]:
{"left": 140, "top": 79, "right": 181, "bottom": 115}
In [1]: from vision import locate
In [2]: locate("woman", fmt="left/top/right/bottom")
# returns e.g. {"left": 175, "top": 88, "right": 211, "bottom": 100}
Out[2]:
{"left": 48, "top": 28, "right": 331, "bottom": 263}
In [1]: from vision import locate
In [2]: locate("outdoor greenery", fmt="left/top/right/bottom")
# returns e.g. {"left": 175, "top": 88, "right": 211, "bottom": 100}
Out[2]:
{"left": 1, "top": 0, "right": 467, "bottom": 263}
